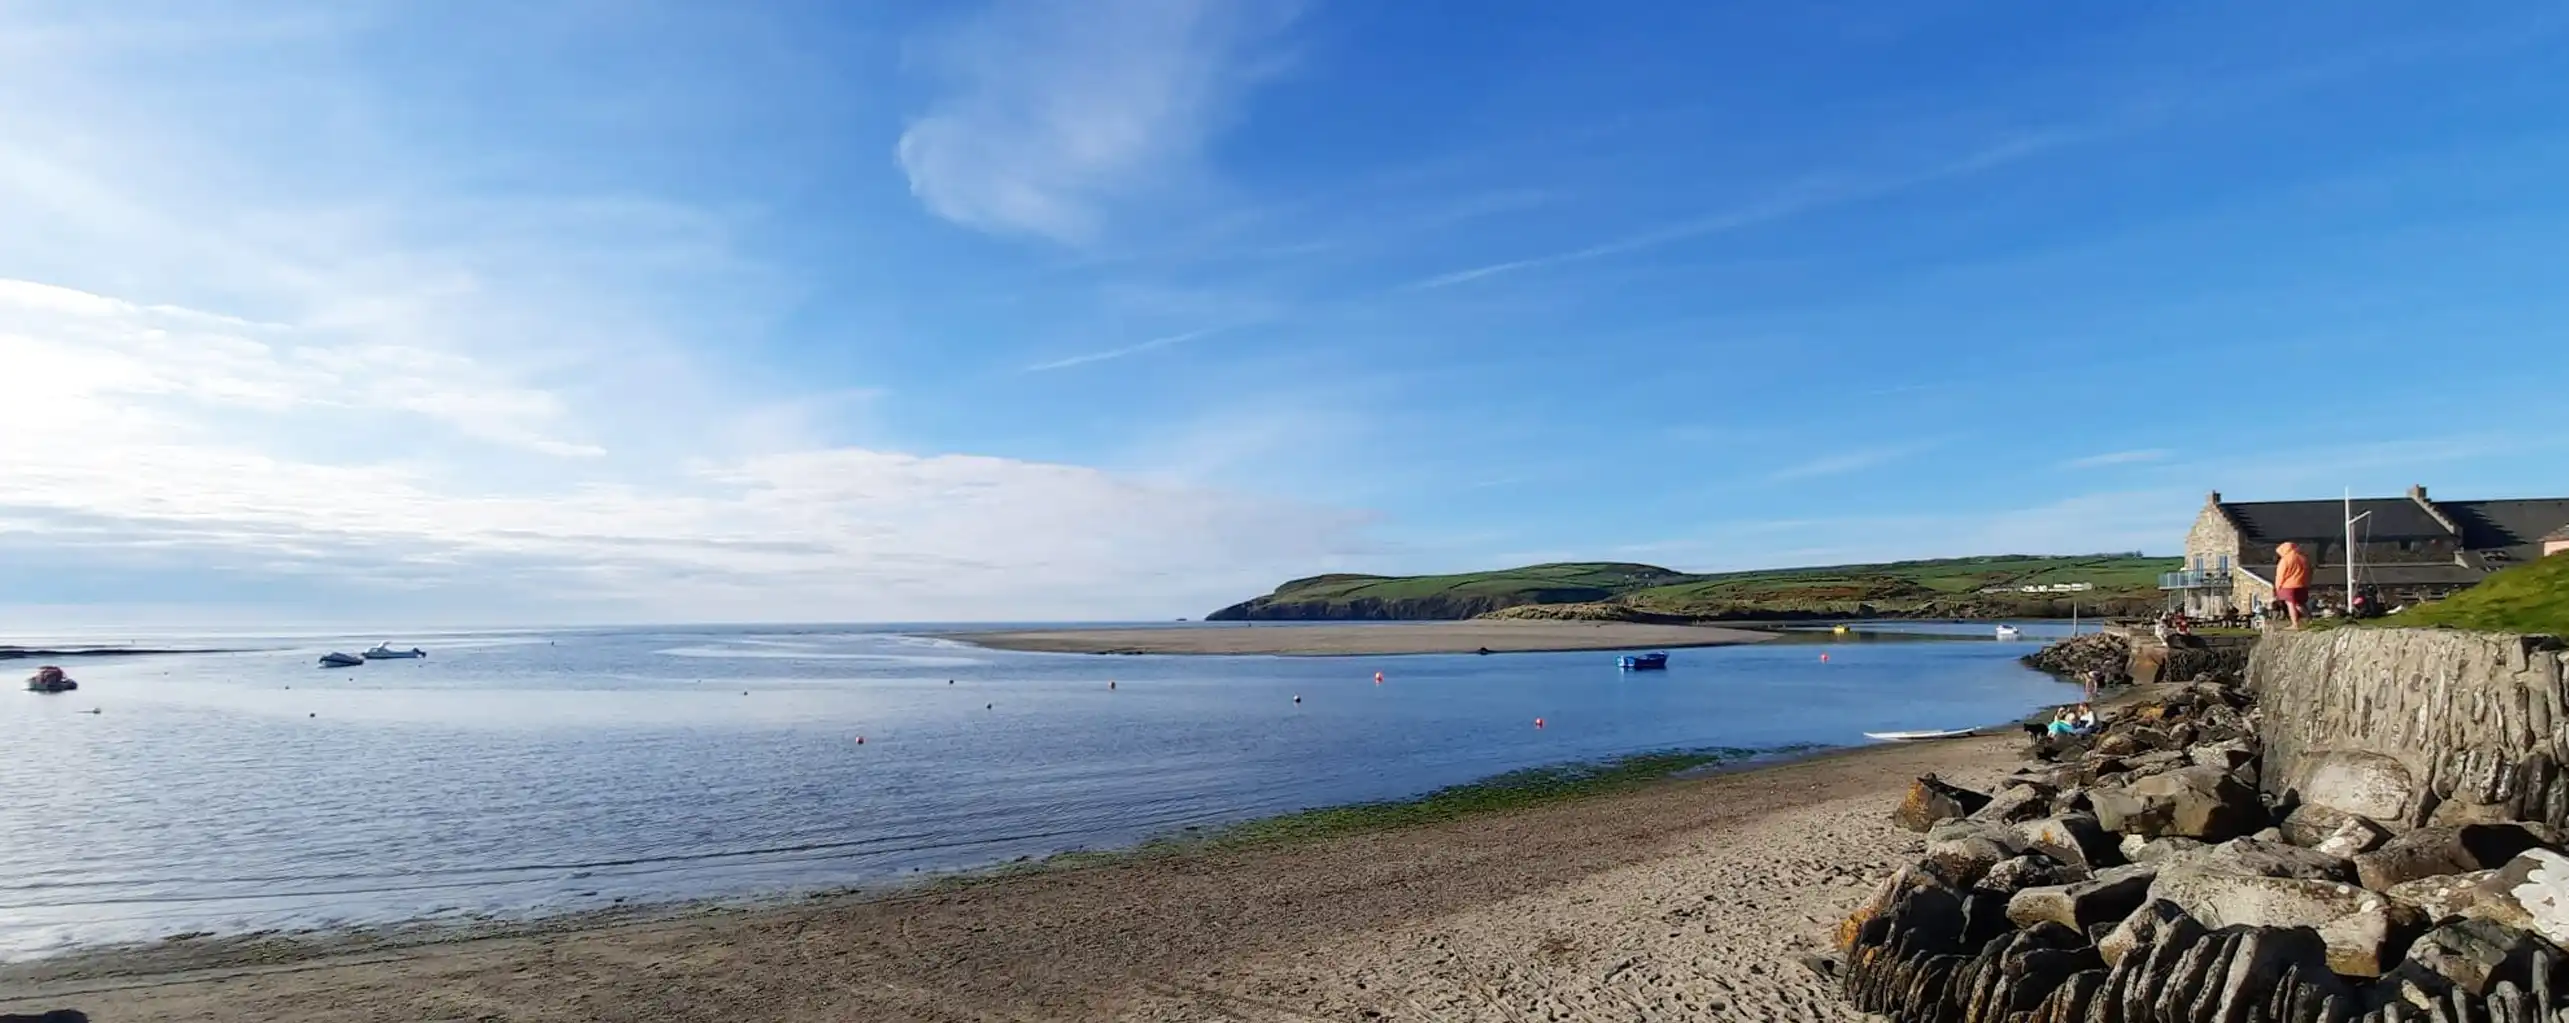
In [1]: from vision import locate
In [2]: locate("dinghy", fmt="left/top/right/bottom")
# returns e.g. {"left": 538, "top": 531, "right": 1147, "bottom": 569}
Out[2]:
{"left": 318, "top": 652, "right": 364, "bottom": 668}
{"left": 1993, "top": 625, "right": 2022, "bottom": 640}
{"left": 362, "top": 643, "right": 426, "bottom": 659}
{"left": 1863, "top": 728, "right": 1977, "bottom": 742}
{"left": 1617, "top": 651, "right": 1669, "bottom": 670}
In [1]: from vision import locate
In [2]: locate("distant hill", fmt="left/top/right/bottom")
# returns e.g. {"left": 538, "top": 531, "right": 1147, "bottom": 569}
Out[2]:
{"left": 1205, "top": 554, "right": 2174, "bottom": 622}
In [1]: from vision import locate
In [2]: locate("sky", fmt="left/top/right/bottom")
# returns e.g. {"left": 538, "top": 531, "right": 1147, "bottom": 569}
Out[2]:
{"left": 4, "top": 1, "right": 2567, "bottom": 626}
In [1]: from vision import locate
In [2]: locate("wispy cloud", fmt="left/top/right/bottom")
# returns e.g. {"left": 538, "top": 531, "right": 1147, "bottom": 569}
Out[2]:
{"left": 1401, "top": 130, "right": 2083, "bottom": 290}
{"left": 1024, "top": 326, "right": 1222, "bottom": 371}
{"left": 1769, "top": 439, "right": 1944, "bottom": 482}
{"left": 896, "top": 0, "right": 1301, "bottom": 243}
{"left": 2063, "top": 448, "right": 2173, "bottom": 469}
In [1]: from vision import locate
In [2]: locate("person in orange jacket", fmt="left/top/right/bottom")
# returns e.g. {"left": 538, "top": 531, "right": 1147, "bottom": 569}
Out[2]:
{"left": 2274, "top": 541, "right": 2311, "bottom": 629}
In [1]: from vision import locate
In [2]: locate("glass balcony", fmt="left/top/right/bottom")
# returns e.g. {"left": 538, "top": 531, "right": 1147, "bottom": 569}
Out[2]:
{"left": 2159, "top": 570, "right": 2232, "bottom": 590}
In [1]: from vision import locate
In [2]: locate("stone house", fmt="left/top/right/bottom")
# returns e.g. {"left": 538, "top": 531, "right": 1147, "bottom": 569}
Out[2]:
{"left": 2167, "top": 485, "right": 2569, "bottom": 615}
{"left": 2547, "top": 525, "right": 2569, "bottom": 558}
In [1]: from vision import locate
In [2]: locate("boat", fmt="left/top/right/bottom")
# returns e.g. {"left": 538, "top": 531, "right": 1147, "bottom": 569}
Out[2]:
{"left": 1618, "top": 651, "right": 1670, "bottom": 670}
{"left": 24, "top": 666, "right": 77, "bottom": 693}
{"left": 362, "top": 643, "right": 426, "bottom": 660}
{"left": 1865, "top": 728, "right": 1977, "bottom": 742}
{"left": 319, "top": 652, "right": 364, "bottom": 668}
{"left": 1994, "top": 625, "right": 2022, "bottom": 640}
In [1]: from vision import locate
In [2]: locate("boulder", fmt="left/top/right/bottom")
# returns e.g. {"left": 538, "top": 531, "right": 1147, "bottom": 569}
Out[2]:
{"left": 2386, "top": 870, "right": 2499, "bottom": 923}
{"left": 1967, "top": 783, "right": 2055, "bottom": 825}
{"left": 2122, "top": 835, "right": 2210, "bottom": 864}
{"left": 2189, "top": 742, "right": 2258, "bottom": 773}
{"left": 2278, "top": 803, "right": 2378, "bottom": 849}
{"left": 2292, "top": 749, "right": 2415, "bottom": 823}
{"left": 2017, "top": 815, "right": 2121, "bottom": 873}
{"left": 2150, "top": 867, "right": 2382, "bottom": 931}
{"left": 2151, "top": 868, "right": 2425, "bottom": 981}
{"left": 1833, "top": 864, "right": 1943, "bottom": 953}
{"left": 2352, "top": 823, "right": 2563, "bottom": 892}
{"left": 2461, "top": 848, "right": 2569, "bottom": 946}
{"left": 2189, "top": 836, "right": 2357, "bottom": 883}
{"left": 1893, "top": 774, "right": 1992, "bottom": 832}
{"left": 1977, "top": 853, "right": 2087, "bottom": 896}
{"left": 2428, "top": 798, "right": 2522, "bottom": 827}
{"left": 2314, "top": 816, "right": 2391, "bottom": 859}
{"left": 2096, "top": 898, "right": 2193, "bottom": 967}
{"left": 2316, "top": 903, "right": 2430, "bottom": 978}
{"left": 2384, "top": 918, "right": 2553, "bottom": 999}
{"left": 1920, "top": 822, "right": 2029, "bottom": 888}
{"left": 2091, "top": 766, "right": 2266, "bottom": 842}
{"left": 2006, "top": 864, "right": 2158, "bottom": 932}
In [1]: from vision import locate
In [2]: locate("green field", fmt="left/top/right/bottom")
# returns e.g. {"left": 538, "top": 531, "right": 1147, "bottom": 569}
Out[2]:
{"left": 1207, "top": 554, "right": 2175, "bottom": 621}
{"left": 2373, "top": 554, "right": 2569, "bottom": 636}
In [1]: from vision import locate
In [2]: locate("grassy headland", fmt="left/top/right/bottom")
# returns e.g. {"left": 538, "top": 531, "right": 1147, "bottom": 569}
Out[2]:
{"left": 1207, "top": 554, "right": 2174, "bottom": 622}
{"left": 2372, "top": 554, "right": 2569, "bottom": 636}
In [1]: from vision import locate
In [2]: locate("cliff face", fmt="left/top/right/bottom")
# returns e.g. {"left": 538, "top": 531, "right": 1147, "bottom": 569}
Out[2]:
{"left": 2250, "top": 628, "right": 2569, "bottom": 830}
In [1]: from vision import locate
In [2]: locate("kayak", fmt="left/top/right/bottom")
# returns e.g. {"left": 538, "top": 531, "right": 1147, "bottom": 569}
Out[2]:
{"left": 1864, "top": 728, "right": 1977, "bottom": 742}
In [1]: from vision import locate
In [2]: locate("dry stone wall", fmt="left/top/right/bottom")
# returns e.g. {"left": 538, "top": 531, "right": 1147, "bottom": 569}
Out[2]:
{"left": 2253, "top": 630, "right": 2569, "bottom": 831}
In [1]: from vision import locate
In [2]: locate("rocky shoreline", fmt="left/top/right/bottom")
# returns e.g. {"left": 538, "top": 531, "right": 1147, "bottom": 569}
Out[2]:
{"left": 1820, "top": 657, "right": 2569, "bottom": 1021}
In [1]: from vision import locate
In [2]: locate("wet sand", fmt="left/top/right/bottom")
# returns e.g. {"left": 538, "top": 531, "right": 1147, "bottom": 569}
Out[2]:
{"left": 944, "top": 620, "right": 1777, "bottom": 656}
{"left": 0, "top": 734, "right": 2017, "bottom": 1023}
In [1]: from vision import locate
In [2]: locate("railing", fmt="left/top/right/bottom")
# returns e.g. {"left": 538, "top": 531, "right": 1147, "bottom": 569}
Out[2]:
{"left": 2158, "top": 570, "right": 2233, "bottom": 590}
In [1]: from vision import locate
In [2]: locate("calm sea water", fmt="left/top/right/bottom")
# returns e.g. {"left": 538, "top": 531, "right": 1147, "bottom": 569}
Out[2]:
{"left": 0, "top": 621, "right": 2081, "bottom": 960}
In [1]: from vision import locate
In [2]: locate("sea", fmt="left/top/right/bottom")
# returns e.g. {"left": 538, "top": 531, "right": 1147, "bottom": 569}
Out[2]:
{"left": 0, "top": 621, "right": 2084, "bottom": 961}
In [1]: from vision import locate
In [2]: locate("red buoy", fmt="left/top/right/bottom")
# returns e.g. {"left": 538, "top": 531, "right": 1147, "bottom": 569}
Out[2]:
{"left": 1820, "top": 653, "right": 1831, "bottom": 663}
{"left": 855, "top": 735, "right": 866, "bottom": 745}
{"left": 1534, "top": 717, "right": 1546, "bottom": 729}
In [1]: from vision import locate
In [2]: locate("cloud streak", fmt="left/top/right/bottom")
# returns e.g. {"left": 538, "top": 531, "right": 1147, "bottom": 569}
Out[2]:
{"left": 896, "top": 0, "right": 1300, "bottom": 243}
{"left": 1401, "top": 130, "right": 2084, "bottom": 290}
{"left": 2064, "top": 448, "right": 2173, "bottom": 469}
{"left": 1769, "top": 439, "right": 1944, "bottom": 482}
{"left": 1023, "top": 326, "right": 1222, "bottom": 371}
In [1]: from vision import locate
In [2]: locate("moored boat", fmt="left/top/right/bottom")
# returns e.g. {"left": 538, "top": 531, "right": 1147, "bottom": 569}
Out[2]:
{"left": 362, "top": 643, "right": 426, "bottom": 659}
{"left": 319, "top": 652, "right": 364, "bottom": 668}
{"left": 1994, "top": 625, "right": 2022, "bottom": 640}
{"left": 24, "top": 666, "right": 77, "bottom": 693}
{"left": 1617, "top": 651, "right": 1670, "bottom": 670}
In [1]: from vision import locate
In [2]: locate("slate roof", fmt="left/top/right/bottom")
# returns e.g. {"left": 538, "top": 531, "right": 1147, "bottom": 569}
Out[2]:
{"left": 2442, "top": 499, "right": 2569, "bottom": 557}
{"left": 2220, "top": 498, "right": 2449, "bottom": 541}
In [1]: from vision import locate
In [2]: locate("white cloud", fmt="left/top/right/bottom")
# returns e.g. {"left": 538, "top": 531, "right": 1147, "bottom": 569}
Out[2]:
{"left": 895, "top": 0, "right": 1300, "bottom": 242}
{"left": 2063, "top": 448, "right": 2173, "bottom": 469}
{"left": 0, "top": 280, "right": 1368, "bottom": 622}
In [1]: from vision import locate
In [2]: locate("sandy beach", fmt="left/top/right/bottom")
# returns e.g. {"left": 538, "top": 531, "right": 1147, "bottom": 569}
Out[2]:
{"left": 0, "top": 733, "right": 2018, "bottom": 1023}
{"left": 944, "top": 620, "right": 1777, "bottom": 656}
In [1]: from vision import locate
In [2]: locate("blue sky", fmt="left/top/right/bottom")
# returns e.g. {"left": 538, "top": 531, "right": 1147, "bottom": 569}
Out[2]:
{"left": 3, "top": 1, "right": 2566, "bottom": 625}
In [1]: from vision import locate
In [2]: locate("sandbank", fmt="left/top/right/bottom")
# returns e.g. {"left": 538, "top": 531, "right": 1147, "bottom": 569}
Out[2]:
{"left": 942, "top": 619, "right": 1777, "bottom": 656}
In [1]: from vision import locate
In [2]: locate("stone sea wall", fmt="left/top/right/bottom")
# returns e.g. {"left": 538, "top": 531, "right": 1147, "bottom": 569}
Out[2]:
{"left": 2253, "top": 629, "right": 2569, "bottom": 831}
{"left": 1827, "top": 629, "right": 2569, "bottom": 1022}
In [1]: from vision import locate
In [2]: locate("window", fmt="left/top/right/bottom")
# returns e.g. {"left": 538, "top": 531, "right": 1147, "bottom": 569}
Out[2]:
{"left": 2217, "top": 554, "right": 2229, "bottom": 573}
{"left": 2397, "top": 540, "right": 2415, "bottom": 553}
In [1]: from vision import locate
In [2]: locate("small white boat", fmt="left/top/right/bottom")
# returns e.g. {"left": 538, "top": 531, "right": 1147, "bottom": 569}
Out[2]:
{"left": 319, "top": 652, "right": 364, "bottom": 668}
{"left": 1993, "top": 625, "right": 2022, "bottom": 640}
{"left": 1865, "top": 728, "right": 1977, "bottom": 742}
{"left": 362, "top": 643, "right": 426, "bottom": 660}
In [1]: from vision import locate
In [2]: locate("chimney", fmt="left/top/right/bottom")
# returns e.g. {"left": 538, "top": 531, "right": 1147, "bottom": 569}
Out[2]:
{"left": 2206, "top": 490, "right": 2222, "bottom": 505}
{"left": 2408, "top": 484, "right": 2427, "bottom": 501}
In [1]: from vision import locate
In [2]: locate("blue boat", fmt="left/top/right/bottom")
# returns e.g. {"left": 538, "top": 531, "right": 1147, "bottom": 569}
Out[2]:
{"left": 1618, "top": 651, "right": 1670, "bottom": 670}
